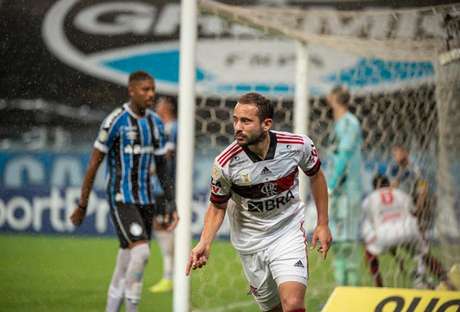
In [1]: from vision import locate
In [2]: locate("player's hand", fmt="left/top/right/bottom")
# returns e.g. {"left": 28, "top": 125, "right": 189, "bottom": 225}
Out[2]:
{"left": 186, "top": 241, "right": 210, "bottom": 276}
{"left": 165, "top": 211, "right": 179, "bottom": 232}
{"left": 70, "top": 205, "right": 87, "bottom": 226}
{"left": 311, "top": 224, "right": 332, "bottom": 260}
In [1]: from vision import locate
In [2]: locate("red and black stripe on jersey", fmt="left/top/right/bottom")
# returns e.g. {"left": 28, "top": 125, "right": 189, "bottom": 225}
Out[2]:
{"left": 275, "top": 132, "right": 305, "bottom": 145}
{"left": 217, "top": 142, "right": 243, "bottom": 166}
{"left": 231, "top": 168, "right": 299, "bottom": 199}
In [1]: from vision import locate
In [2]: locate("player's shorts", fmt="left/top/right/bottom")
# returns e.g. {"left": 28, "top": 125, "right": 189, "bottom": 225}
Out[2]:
{"left": 362, "top": 217, "right": 428, "bottom": 256}
{"left": 238, "top": 223, "right": 308, "bottom": 311}
{"left": 109, "top": 202, "right": 155, "bottom": 249}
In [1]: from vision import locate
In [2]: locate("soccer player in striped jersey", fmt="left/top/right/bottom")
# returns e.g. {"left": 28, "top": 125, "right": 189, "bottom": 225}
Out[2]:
{"left": 186, "top": 92, "right": 332, "bottom": 312}
{"left": 70, "top": 71, "right": 178, "bottom": 312}
{"left": 325, "top": 85, "right": 363, "bottom": 286}
{"left": 149, "top": 96, "right": 178, "bottom": 293}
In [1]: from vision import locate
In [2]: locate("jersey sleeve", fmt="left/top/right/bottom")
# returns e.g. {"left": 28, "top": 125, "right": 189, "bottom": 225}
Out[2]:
{"left": 93, "top": 108, "right": 122, "bottom": 153}
{"left": 209, "top": 160, "right": 232, "bottom": 205}
{"left": 299, "top": 135, "right": 321, "bottom": 176}
{"left": 151, "top": 114, "right": 168, "bottom": 156}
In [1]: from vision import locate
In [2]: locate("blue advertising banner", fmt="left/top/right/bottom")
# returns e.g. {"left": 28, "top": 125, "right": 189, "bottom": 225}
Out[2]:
{"left": 0, "top": 151, "right": 215, "bottom": 236}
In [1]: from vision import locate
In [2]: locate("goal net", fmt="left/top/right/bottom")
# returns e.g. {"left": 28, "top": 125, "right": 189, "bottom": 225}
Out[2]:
{"left": 185, "top": 1, "right": 460, "bottom": 311}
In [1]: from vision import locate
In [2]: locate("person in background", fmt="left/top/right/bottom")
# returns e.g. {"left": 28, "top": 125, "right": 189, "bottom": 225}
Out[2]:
{"left": 325, "top": 85, "right": 363, "bottom": 286}
{"left": 149, "top": 96, "right": 178, "bottom": 293}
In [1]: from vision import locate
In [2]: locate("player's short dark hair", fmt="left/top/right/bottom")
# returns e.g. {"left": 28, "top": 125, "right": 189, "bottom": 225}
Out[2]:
{"left": 373, "top": 174, "right": 390, "bottom": 189}
{"left": 331, "top": 85, "right": 351, "bottom": 107}
{"left": 128, "top": 71, "right": 154, "bottom": 84}
{"left": 237, "top": 92, "right": 274, "bottom": 121}
{"left": 157, "top": 96, "right": 177, "bottom": 117}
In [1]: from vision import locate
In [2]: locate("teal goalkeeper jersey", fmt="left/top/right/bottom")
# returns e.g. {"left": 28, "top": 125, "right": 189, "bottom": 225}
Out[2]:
{"left": 327, "top": 111, "right": 363, "bottom": 195}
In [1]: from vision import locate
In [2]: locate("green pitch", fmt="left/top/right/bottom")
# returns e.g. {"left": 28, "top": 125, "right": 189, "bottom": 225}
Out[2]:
{"left": 1, "top": 234, "right": 442, "bottom": 312}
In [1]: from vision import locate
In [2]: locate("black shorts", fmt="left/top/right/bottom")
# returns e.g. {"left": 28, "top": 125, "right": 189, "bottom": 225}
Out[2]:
{"left": 109, "top": 202, "right": 155, "bottom": 249}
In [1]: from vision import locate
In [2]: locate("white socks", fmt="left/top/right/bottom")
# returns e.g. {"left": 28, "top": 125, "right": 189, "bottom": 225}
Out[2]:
{"left": 106, "top": 248, "right": 131, "bottom": 312}
{"left": 155, "top": 230, "right": 174, "bottom": 280}
{"left": 124, "top": 243, "right": 151, "bottom": 311}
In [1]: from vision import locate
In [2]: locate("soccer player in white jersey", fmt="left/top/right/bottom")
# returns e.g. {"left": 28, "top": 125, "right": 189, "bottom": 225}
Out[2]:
{"left": 362, "top": 174, "right": 428, "bottom": 287}
{"left": 186, "top": 92, "right": 332, "bottom": 312}
{"left": 362, "top": 175, "right": 455, "bottom": 290}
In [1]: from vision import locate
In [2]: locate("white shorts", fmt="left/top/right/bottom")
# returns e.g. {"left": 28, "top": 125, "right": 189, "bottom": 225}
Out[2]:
{"left": 238, "top": 223, "right": 308, "bottom": 311}
{"left": 362, "top": 218, "right": 428, "bottom": 256}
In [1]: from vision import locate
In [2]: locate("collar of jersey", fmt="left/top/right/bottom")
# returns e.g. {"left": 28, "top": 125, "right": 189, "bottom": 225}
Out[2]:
{"left": 242, "top": 131, "right": 277, "bottom": 162}
{"left": 124, "top": 102, "right": 147, "bottom": 119}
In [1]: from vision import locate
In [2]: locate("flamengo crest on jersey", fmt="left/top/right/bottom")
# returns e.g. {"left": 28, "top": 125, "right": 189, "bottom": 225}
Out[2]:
{"left": 94, "top": 103, "right": 167, "bottom": 205}
{"left": 210, "top": 130, "right": 321, "bottom": 254}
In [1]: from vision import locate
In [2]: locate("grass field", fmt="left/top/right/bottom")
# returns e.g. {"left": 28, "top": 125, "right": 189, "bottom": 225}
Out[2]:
{"left": 1, "top": 234, "right": 450, "bottom": 312}
{"left": 0, "top": 234, "right": 335, "bottom": 311}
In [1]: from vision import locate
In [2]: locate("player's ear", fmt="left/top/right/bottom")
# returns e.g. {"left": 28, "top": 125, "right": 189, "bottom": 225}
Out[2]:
{"left": 263, "top": 118, "right": 273, "bottom": 131}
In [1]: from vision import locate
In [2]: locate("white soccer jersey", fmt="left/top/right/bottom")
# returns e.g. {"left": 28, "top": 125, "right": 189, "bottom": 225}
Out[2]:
{"left": 210, "top": 130, "right": 321, "bottom": 254}
{"left": 361, "top": 187, "right": 421, "bottom": 254}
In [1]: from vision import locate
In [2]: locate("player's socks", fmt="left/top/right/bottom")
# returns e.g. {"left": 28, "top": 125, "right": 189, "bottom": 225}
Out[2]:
{"left": 125, "top": 298, "right": 138, "bottom": 312}
{"left": 333, "top": 258, "right": 347, "bottom": 285}
{"left": 366, "top": 251, "right": 383, "bottom": 287}
{"left": 347, "top": 268, "right": 359, "bottom": 286}
{"left": 106, "top": 248, "right": 130, "bottom": 312}
{"left": 156, "top": 230, "right": 174, "bottom": 280}
{"left": 125, "top": 243, "right": 150, "bottom": 310}
{"left": 423, "top": 254, "right": 447, "bottom": 280}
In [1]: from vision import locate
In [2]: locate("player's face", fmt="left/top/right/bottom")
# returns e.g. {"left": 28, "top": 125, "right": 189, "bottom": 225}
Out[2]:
{"left": 155, "top": 101, "right": 168, "bottom": 120}
{"left": 326, "top": 93, "right": 337, "bottom": 108}
{"left": 233, "top": 103, "right": 271, "bottom": 146}
{"left": 129, "top": 79, "right": 156, "bottom": 111}
{"left": 392, "top": 147, "right": 408, "bottom": 165}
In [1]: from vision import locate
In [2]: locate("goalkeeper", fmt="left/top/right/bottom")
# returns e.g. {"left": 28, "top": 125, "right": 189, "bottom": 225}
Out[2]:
{"left": 325, "top": 85, "right": 363, "bottom": 286}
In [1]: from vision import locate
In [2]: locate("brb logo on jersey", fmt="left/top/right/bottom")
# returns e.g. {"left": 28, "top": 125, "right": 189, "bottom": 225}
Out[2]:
{"left": 248, "top": 190, "right": 295, "bottom": 214}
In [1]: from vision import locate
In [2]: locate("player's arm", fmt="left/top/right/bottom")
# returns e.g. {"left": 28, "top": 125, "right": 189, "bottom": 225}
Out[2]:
{"left": 151, "top": 114, "right": 179, "bottom": 230}
{"left": 185, "top": 201, "right": 227, "bottom": 275}
{"left": 154, "top": 155, "right": 178, "bottom": 231}
{"left": 299, "top": 136, "right": 332, "bottom": 259}
{"left": 310, "top": 169, "right": 332, "bottom": 259}
{"left": 70, "top": 148, "right": 105, "bottom": 226}
{"left": 413, "top": 178, "right": 429, "bottom": 218}
{"left": 71, "top": 109, "right": 120, "bottom": 226}
{"left": 186, "top": 160, "right": 231, "bottom": 275}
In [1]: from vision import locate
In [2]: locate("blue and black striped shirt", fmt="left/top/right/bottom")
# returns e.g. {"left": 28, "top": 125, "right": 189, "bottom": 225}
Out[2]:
{"left": 94, "top": 103, "right": 167, "bottom": 205}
